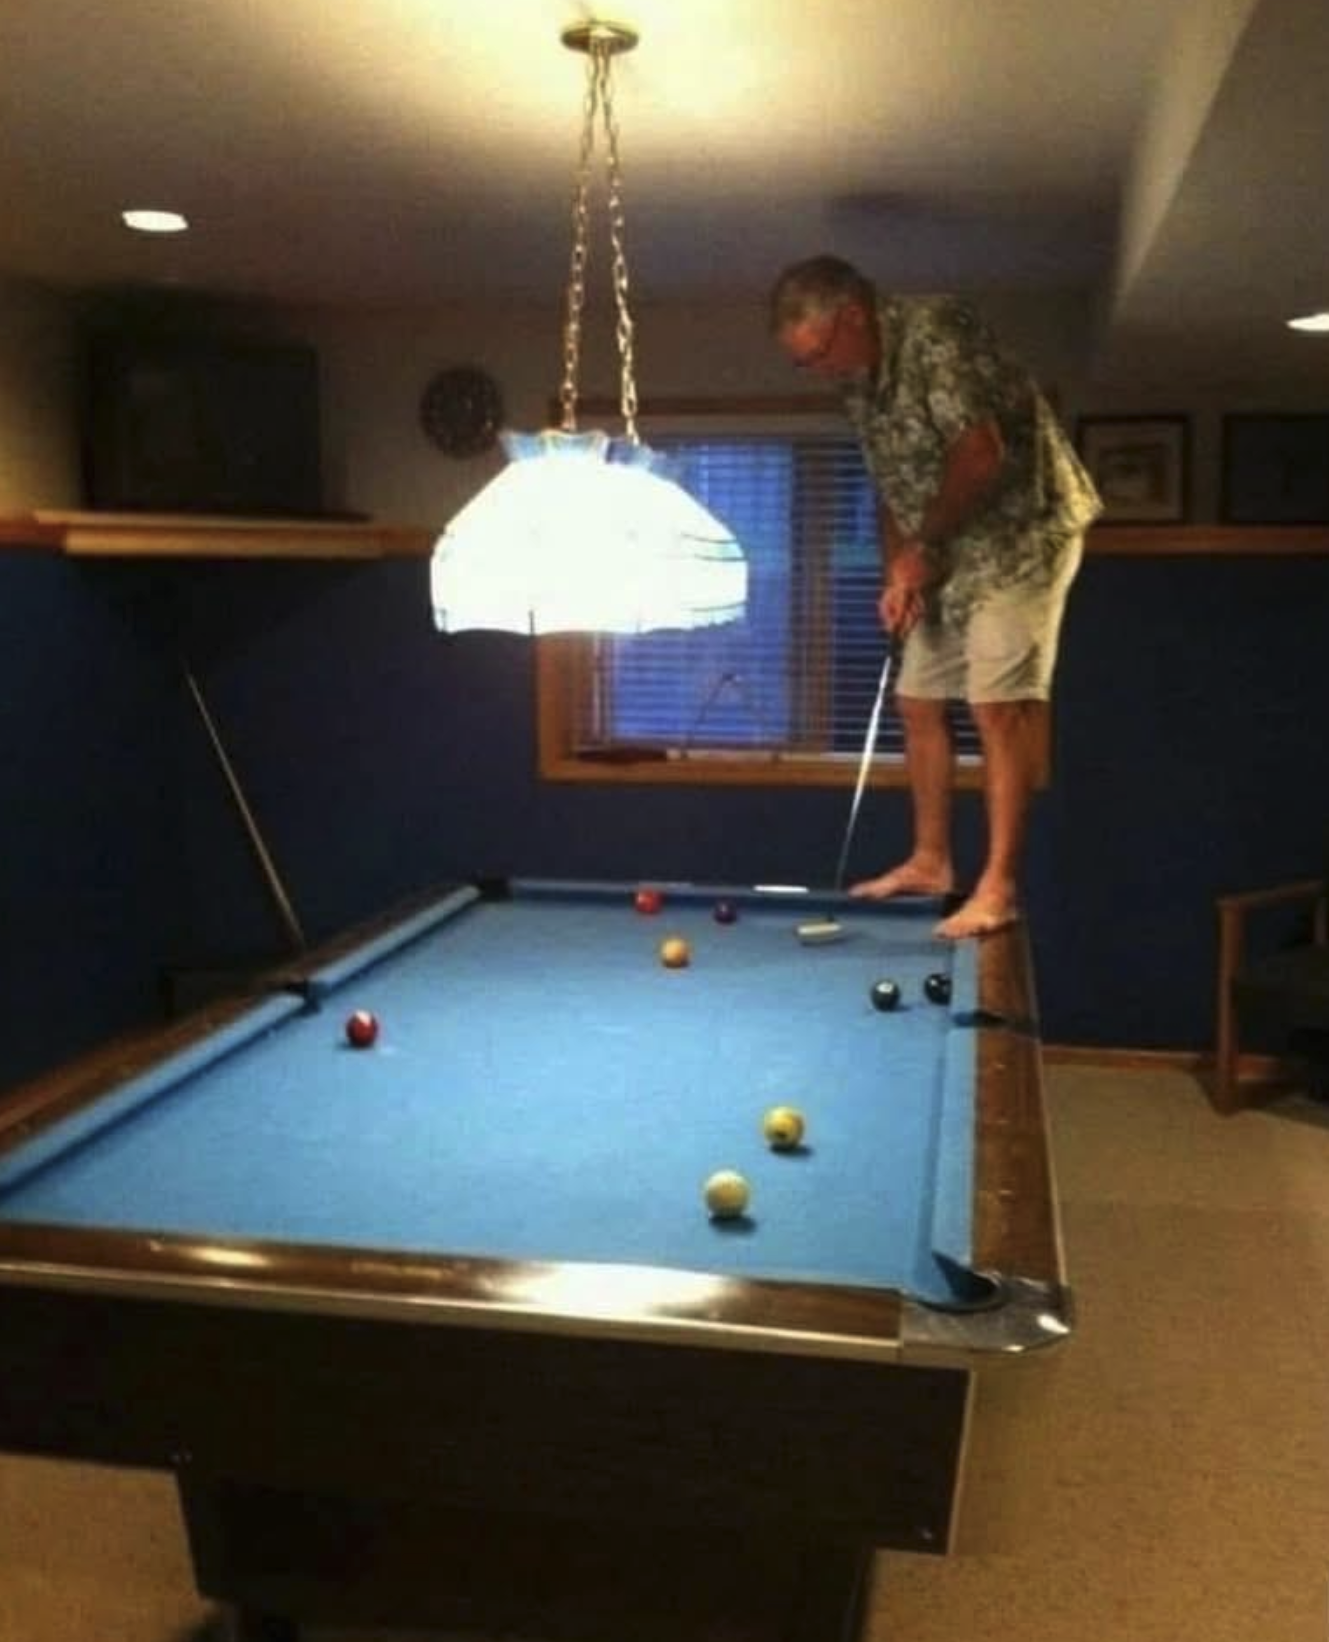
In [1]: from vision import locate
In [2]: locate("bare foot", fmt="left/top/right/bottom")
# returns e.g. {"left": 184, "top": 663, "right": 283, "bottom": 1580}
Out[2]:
{"left": 849, "top": 857, "right": 955, "bottom": 901}
{"left": 934, "top": 891, "right": 1022, "bottom": 940}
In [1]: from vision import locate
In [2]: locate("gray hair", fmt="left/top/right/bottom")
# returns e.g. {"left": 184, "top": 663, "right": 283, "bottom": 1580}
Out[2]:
{"left": 768, "top": 255, "right": 875, "bottom": 333}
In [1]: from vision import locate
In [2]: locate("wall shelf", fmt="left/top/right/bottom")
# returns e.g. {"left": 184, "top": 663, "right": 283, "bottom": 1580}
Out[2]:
{"left": 1089, "top": 523, "right": 1329, "bottom": 557}
{"left": 0, "top": 511, "right": 434, "bottom": 560}
{"left": 3, "top": 513, "right": 1325, "bottom": 563}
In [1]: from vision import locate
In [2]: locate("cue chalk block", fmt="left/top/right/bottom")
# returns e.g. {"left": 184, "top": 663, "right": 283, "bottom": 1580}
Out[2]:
{"left": 795, "top": 918, "right": 845, "bottom": 944}
{"left": 287, "top": 977, "right": 331, "bottom": 1010}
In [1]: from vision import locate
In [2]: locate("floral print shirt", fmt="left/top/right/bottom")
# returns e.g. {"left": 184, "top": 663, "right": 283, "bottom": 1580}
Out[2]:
{"left": 840, "top": 295, "right": 1101, "bottom": 623}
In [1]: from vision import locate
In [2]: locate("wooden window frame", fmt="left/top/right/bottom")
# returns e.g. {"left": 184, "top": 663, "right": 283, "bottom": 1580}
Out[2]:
{"left": 535, "top": 402, "right": 1329, "bottom": 791}
{"left": 534, "top": 396, "right": 982, "bottom": 790}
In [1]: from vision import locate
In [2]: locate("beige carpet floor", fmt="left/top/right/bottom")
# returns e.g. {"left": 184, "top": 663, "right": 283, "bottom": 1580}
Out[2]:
{"left": 2, "top": 1063, "right": 1326, "bottom": 1642}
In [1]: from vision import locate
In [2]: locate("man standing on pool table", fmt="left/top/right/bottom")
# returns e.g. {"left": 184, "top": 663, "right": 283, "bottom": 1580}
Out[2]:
{"left": 770, "top": 254, "right": 1101, "bottom": 939}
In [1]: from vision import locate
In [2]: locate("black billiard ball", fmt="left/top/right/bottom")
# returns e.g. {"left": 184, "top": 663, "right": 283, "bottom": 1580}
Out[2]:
{"left": 870, "top": 978, "right": 901, "bottom": 1012}
{"left": 713, "top": 899, "right": 738, "bottom": 925}
{"left": 923, "top": 971, "right": 952, "bottom": 1006}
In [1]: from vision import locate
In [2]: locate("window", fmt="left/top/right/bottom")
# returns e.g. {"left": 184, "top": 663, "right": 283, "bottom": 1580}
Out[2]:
{"left": 537, "top": 408, "right": 982, "bottom": 790}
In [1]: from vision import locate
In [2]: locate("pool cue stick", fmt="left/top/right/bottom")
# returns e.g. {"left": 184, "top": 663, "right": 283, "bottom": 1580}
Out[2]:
{"left": 182, "top": 665, "right": 308, "bottom": 954}
{"left": 832, "top": 633, "right": 901, "bottom": 892}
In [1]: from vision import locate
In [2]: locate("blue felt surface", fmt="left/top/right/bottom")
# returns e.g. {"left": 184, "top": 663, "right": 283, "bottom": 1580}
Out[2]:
{"left": 0, "top": 883, "right": 980, "bottom": 1303}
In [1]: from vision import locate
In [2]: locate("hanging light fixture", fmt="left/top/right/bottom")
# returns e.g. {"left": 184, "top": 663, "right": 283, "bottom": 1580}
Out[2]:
{"left": 430, "top": 20, "right": 747, "bottom": 636}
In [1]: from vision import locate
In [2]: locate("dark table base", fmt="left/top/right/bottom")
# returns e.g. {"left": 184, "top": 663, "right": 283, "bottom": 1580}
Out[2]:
{"left": 198, "top": 1480, "right": 873, "bottom": 1642}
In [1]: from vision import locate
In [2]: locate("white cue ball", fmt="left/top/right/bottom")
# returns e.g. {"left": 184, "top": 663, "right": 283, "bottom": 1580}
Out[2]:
{"left": 703, "top": 1169, "right": 751, "bottom": 1219}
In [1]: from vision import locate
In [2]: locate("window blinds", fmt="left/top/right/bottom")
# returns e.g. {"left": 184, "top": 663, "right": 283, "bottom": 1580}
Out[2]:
{"left": 572, "top": 434, "right": 980, "bottom": 764}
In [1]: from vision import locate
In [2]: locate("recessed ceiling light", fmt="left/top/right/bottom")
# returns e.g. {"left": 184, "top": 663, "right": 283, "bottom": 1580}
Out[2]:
{"left": 1286, "top": 310, "right": 1329, "bottom": 333}
{"left": 121, "top": 208, "right": 189, "bottom": 234}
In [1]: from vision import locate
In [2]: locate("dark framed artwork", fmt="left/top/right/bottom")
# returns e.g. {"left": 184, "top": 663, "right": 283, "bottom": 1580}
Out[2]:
{"left": 1075, "top": 415, "right": 1189, "bottom": 524}
{"left": 1221, "top": 414, "right": 1329, "bottom": 524}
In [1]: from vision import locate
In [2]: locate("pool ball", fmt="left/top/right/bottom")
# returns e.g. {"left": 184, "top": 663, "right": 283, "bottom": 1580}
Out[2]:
{"left": 634, "top": 888, "right": 663, "bottom": 915}
{"left": 870, "top": 978, "right": 902, "bottom": 1012}
{"left": 704, "top": 1169, "right": 751, "bottom": 1219}
{"left": 923, "top": 971, "right": 952, "bottom": 1006}
{"left": 762, "top": 1105, "right": 806, "bottom": 1150}
{"left": 660, "top": 936, "right": 691, "bottom": 968}
{"left": 712, "top": 899, "right": 738, "bottom": 925}
{"left": 345, "top": 1009, "right": 379, "bottom": 1048}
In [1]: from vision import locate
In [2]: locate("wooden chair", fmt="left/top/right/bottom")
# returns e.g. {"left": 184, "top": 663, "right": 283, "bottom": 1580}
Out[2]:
{"left": 1212, "top": 873, "right": 1329, "bottom": 1111}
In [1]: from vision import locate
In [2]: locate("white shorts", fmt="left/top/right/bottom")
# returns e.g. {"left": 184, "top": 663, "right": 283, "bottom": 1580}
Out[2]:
{"left": 898, "top": 539, "right": 1083, "bottom": 704}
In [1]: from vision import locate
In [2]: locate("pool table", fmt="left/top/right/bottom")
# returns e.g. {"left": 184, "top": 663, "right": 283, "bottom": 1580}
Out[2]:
{"left": 0, "top": 878, "right": 1070, "bottom": 1642}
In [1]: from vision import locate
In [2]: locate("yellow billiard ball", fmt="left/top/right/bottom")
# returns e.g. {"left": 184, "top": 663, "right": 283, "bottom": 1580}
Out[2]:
{"left": 762, "top": 1105, "right": 806, "bottom": 1150}
{"left": 703, "top": 1169, "right": 750, "bottom": 1219}
{"left": 660, "top": 936, "right": 691, "bottom": 969}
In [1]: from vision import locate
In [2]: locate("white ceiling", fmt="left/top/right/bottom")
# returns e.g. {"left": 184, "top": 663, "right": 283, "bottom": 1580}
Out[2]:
{"left": 0, "top": 0, "right": 1326, "bottom": 387}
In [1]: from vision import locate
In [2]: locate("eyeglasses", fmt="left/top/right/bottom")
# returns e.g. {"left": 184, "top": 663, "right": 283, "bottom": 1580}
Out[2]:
{"left": 789, "top": 308, "right": 843, "bottom": 370}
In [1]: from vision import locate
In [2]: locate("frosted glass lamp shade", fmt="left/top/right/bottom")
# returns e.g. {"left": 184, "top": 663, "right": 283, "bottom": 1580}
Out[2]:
{"left": 431, "top": 430, "right": 747, "bottom": 635}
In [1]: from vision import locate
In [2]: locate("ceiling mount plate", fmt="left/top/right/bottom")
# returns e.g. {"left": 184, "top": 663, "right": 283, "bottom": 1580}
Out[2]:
{"left": 560, "top": 20, "right": 639, "bottom": 55}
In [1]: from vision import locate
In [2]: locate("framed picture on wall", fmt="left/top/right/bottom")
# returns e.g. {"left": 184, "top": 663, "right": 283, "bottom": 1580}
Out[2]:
{"left": 1075, "top": 415, "right": 1189, "bottom": 524}
{"left": 1221, "top": 413, "right": 1329, "bottom": 523}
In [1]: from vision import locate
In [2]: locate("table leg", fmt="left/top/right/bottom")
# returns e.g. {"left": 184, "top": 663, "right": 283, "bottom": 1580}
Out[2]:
{"left": 231, "top": 1612, "right": 299, "bottom": 1642}
{"left": 785, "top": 1539, "right": 874, "bottom": 1642}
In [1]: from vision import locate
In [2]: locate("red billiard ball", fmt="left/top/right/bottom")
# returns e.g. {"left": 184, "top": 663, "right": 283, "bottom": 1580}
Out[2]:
{"left": 712, "top": 899, "right": 738, "bottom": 924}
{"left": 345, "top": 1009, "right": 379, "bottom": 1049}
{"left": 634, "top": 888, "right": 664, "bottom": 915}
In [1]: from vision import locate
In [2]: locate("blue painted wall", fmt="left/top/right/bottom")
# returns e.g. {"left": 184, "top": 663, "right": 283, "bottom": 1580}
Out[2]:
{"left": 2, "top": 544, "right": 1326, "bottom": 1092}
{"left": 1, "top": 556, "right": 176, "bottom": 1082}
{"left": 1039, "top": 552, "right": 1329, "bottom": 1045}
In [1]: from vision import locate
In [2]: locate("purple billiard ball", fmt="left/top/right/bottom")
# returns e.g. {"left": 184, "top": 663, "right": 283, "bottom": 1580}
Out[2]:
{"left": 713, "top": 900, "right": 738, "bottom": 925}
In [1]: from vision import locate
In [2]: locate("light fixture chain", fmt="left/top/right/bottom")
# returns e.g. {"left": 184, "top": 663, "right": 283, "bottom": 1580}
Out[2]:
{"left": 598, "top": 45, "right": 639, "bottom": 443}
{"left": 433, "top": 23, "right": 747, "bottom": 642}
{"left": 559, "top": 46, "right": 602, "bottom": 432}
